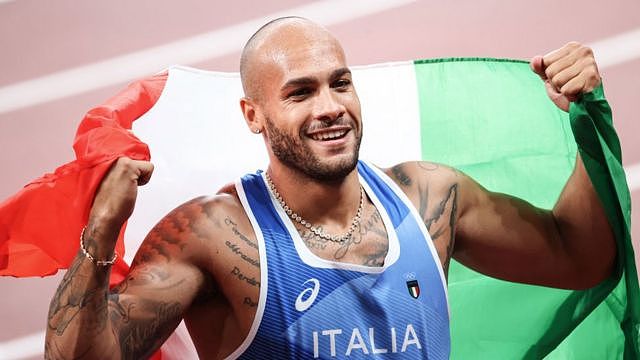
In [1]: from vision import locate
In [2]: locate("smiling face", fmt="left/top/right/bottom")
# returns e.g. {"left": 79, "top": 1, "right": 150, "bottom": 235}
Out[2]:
{"left": 240, "top": 19, "right": 363, "bottom": 182}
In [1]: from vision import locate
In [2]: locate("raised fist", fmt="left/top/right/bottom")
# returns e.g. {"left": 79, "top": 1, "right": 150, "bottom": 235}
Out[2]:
{"left": 531, "top": 42, "right": 601, "bottom": 112}
{"left": 89, "top": 157, "right": 154, "bottom": 234}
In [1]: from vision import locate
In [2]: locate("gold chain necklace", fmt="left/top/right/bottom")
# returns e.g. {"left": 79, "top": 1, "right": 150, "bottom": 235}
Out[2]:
{"left": 264, "top": 172, "right": 364, "bottom": 243}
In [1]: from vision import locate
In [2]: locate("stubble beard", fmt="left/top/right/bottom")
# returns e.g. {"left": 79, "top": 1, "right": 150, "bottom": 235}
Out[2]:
{"left": 264, "top": 116, "right": 362, "bottom": 182}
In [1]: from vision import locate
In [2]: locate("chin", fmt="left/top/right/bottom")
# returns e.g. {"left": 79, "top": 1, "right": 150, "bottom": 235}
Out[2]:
{"left": 310, "top": 154, "right": 359, "bottom": 182}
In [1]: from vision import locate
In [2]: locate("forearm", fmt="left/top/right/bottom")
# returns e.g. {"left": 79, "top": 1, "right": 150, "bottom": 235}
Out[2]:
{"left": 552, "top": 153, "right": 616, "bottom": 287}
{"left": 45, "top": 222, "right": 121, "bottom": 359}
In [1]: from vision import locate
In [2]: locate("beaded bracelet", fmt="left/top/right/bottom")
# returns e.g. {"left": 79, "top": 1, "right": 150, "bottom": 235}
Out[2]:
{"left": 80, "top": 226, "right": 117, "bottom": 266}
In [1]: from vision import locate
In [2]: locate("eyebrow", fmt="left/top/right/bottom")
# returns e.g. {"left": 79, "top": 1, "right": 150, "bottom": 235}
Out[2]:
{"left": 329, "top": 67, "right": 352, "bottom": 82}
{"left": 280, "top": 67, "right": 352, "bottom": 91}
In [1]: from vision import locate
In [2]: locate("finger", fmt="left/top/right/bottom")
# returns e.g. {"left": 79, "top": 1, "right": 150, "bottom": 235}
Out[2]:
{"left": 542, "top": 42, "right": 579, "bottom": 68}
{"left": 530, "top": 55, "right": 546, "bottom": 79}
{"left": 548, "top": 60, "right": 582, "bottom": 92}
{"left": 544, "top": 53, "right": 577, "bottom": 83}
{"left": 559, "top": 75, "right": 586, "bottom": 99}
{"left": 544, "top": 80, "right": 570, "bottom": 111}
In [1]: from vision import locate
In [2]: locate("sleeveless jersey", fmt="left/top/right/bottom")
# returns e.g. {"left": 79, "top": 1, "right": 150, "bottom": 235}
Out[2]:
{"left": 228, "top": 161, "right": 450, "bottom": 359}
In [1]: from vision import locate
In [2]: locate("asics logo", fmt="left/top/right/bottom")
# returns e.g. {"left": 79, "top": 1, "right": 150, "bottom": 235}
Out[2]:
{"left": 295, "top": 278, "right": 320, "bottom": 312}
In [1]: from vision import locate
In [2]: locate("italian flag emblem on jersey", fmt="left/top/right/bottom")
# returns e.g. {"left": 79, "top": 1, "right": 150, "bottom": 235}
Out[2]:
{"left": 407, "top": 280, "right": 420, "bottom": 299}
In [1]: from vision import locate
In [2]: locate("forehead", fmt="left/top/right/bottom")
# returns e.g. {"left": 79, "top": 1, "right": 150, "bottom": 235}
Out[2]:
{"left": 259, "top": 25, "right": 347, "bottom": 83}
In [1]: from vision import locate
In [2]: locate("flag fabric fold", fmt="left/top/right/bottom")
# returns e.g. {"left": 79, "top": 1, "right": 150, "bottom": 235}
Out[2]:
{"left": 0, "top": 59, "right": 637, "bottom": 359}
{"left": 0, "top": 72, "right": 167, "bottom": 282}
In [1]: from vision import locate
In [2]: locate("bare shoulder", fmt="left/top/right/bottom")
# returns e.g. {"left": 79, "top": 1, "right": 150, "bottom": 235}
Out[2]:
{"left": 384, "top": 161, "right": 460, "bottom": 194}
{"left": 131, "top": 183, "right": 248, "bottom": 269}
{"left": 382, "top": 161, "right": 469, "bottom": 272}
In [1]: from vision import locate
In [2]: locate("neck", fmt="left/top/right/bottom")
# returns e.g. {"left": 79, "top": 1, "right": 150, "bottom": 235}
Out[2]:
{"left": 266, "top": 162, "right": 362, "bottom": 229}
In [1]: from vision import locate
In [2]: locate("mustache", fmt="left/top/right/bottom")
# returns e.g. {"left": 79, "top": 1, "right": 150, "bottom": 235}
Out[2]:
{"left": 304, "top": 116, "right": 354, "bottom": 133}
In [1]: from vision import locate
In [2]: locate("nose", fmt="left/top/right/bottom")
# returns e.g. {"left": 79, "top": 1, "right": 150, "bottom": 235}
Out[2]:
{"left": 313, "top": 87, "right": 346, "bottom": 123}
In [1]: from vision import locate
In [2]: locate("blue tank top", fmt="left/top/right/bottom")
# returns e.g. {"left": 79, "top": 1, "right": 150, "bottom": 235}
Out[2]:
{"left": 228, "top": 161, "right": 450, "bottom": 359}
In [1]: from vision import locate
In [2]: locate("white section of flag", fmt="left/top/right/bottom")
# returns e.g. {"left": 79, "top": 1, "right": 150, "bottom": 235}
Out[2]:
{"left": 127, "top": 62, "right": 421, "bottom": 262}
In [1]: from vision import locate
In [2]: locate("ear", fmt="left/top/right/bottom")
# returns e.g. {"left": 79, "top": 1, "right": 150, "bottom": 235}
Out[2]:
{"left": 240, "top": 97, "right": 264, "bottom": 134}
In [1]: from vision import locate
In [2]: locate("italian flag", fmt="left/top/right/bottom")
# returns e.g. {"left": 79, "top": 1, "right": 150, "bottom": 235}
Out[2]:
{"left": 0, "top": 58, "right": 637, "bottom": 358}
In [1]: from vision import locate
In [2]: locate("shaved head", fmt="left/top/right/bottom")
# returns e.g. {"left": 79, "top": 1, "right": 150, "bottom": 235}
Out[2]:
{"left": 239, "top": 17, "right": 345, "bottom": 101}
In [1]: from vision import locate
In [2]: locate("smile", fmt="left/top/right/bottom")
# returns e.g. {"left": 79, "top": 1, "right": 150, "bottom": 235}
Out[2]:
{"left": 308, "top": 129, "right": 349, "bottom": 141}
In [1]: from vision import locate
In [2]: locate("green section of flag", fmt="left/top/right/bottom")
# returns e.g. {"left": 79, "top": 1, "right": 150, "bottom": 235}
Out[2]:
{"left": 413, "top": 58, "right": 638, "bottom": 358}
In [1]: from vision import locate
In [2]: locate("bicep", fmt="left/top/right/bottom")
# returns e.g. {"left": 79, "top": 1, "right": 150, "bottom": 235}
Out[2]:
{"left": 107, "top": 200, "right": 214, "bottom": 358}
{"left": 454, "top": 176, "right": 575, "bottom": 288}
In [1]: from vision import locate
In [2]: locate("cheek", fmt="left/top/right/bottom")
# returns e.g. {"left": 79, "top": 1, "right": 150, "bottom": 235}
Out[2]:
{"left": 345, "top": 93, "right": 362, "bottom": 120}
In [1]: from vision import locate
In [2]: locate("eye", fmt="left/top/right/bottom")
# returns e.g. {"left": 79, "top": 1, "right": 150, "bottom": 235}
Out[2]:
{"left": 332, "top": 79, "right": 351, "bottom": 90}
{"left": 288, "top": 87, "right": 312, "bottom": 100}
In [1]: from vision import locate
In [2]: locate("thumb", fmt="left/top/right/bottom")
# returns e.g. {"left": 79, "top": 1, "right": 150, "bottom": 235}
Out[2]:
{"left": 132, "top": 160, "right": 154, "bottom": 186}
{"left": 530, "top": 55, "right": 546, "bottom": 80}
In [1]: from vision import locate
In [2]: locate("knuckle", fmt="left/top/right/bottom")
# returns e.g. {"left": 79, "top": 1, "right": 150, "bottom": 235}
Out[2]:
{"left": 566, "top": 41, "right": 580, "bottom": 49}
{"left": 560, "top": 87, "right": 572, "bottom": 96}
{"left": 117, "top": 156, "right": 132, "bottom": 166}
{"left": 544, "top": 68, "right": 554, "bottom": 79}
{"left": 580, "top": 46, "right": 593, "bottom": 56}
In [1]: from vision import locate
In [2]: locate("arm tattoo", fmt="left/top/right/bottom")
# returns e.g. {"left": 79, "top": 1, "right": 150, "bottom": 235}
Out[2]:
{"left": 231, "top": 266, "right": 260, "bottom": 287}
{"left": 225, "top": 240, "right": 260, "bottom": 267}
{"left": 46, "top": 198, "right": 217, "bottom": 358}
{"left": 115, "top": 300, "right": 182, "bottom": 360}
{"left": 47, "top": 252, "right": 110, "bottom": 336}
{"left": 391, "top": 164, "right": 412, "bottom": 186}
{"left": 421, "top": 183, "right": 459, "bottom": 263}
{"left": 224, "top": 217, "right": 258, "bottom": 249}
{"left": 418, "top": 162, "right": 439, "bottom": 172}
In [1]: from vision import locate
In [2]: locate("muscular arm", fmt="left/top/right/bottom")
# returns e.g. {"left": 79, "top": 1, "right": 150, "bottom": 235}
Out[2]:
{"left": 45, "top": 159, "right": 216, "bottom": 359}
{"left": 455, "top": 153, "right": 615, "bottom": 289}
{"left": 388, "top": 42, "right": 615, "bottom": 290}
{"left": 389, "top": 156, "right": 615, "bottom": 290}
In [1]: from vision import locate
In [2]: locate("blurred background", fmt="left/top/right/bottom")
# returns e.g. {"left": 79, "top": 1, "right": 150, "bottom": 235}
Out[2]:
{"left": 0, "top": 1, "right": 638, "bottom": 358}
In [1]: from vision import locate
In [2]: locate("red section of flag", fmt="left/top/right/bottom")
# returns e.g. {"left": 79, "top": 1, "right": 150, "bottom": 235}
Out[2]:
{"left": 0, "top": 72, "right": 167, "bottom": 281}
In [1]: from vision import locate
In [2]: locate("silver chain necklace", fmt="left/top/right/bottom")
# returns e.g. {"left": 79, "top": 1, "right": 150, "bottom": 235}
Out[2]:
{"left": 264, "top": 172, "right": 364, "bottom": 243}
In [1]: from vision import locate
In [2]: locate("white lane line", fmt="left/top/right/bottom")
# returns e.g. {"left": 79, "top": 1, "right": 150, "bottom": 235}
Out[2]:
{"left": 0, "top": 0, "right": 415, "bottom": 114}
{"left": 0, "top": 331, "right": 44, "bottom": 360}
{"left": 591, "top": 28, "right": 640, "bottom": 69}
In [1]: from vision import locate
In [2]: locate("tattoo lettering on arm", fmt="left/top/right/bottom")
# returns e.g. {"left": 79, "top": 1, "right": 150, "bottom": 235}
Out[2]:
{"left": 243, "top": 297, "right": 258, "bottom": 308}
{"left": 225, "top": 240, "right": 260, "bottom": 267}
{"left": 115, "top": 299, "right": 183, "bottom": 360}
{"left": 231, "top": 266, "right": 261, "bottom": 287}
{"left": 222, "top": 216, "right": 261, "bottom": 267}
{"left": 391, "top": 164, "right": 412, "bottom": 186}
{"left": 224, "top": 217, "right": 258, "bottom": 250}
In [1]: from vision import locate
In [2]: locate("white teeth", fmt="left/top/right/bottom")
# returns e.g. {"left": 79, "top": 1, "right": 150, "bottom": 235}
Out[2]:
{"left": 311, "top": 130, "right": 346, "bottom": 141}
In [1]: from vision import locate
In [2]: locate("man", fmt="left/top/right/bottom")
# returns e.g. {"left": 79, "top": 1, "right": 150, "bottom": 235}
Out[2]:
{"left": 45, "top": 17, "right": 615, "bottom": 359}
